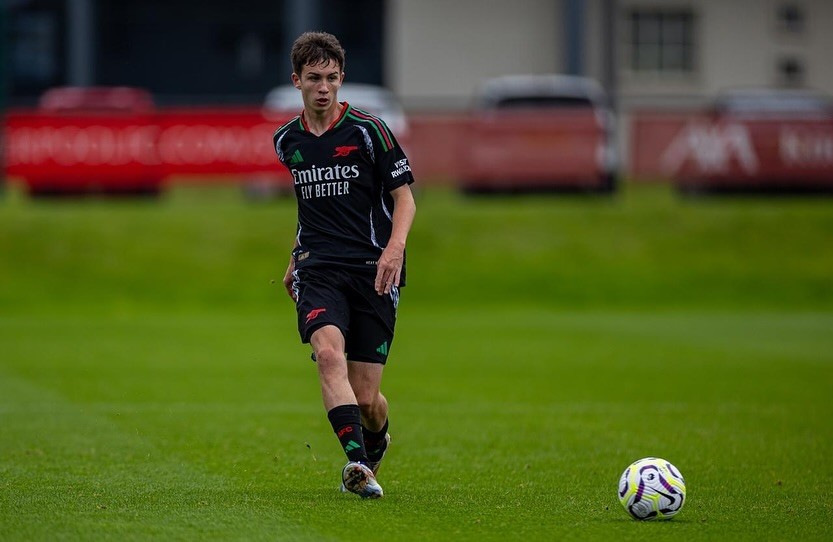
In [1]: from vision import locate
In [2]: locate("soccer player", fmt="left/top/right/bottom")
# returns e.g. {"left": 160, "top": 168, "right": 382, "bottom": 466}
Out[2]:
{"left": 273, "top": 31, "right": 416, "bottom": 499}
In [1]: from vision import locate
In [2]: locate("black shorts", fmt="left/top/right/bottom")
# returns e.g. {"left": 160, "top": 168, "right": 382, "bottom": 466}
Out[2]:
{"left": 292, "top": 265, "right": 399, "bottom": 364}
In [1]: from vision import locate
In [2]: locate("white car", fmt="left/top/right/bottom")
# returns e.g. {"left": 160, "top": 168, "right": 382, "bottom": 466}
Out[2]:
{"left": 262, "top": 82, "right": 409, "bottom": 138}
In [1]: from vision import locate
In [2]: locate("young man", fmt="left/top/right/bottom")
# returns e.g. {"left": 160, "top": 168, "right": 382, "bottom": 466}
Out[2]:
{"left": 273, "top": 32, "right": 416, "bottom": 499}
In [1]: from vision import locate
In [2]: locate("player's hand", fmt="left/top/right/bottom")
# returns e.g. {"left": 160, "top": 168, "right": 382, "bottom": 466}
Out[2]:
{"left": 375, "top": 241, "right": 404, "bottom": 295}
{"left": 282, "top": 258, "right": 297, "bottom": 301}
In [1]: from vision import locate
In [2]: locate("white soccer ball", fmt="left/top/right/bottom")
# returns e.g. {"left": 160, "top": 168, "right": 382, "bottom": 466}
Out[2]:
{"left": 618, "top": 457, "right": 686, "bottom": 520}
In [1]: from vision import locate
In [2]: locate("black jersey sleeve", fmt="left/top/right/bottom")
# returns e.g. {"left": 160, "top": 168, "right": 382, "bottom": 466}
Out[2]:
{"left": 272, "top": 116, "right": 300, "bottom": 168}
{"left": 346, "top": 106, "right": 415, "bottom": 192}
{"left": 376, "top": 132, "right": 415, "bottom": 192}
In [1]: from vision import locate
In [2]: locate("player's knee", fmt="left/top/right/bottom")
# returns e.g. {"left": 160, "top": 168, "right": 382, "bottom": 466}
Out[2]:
{"left": 314, "top": 346, "right": 344, "bottom": 368}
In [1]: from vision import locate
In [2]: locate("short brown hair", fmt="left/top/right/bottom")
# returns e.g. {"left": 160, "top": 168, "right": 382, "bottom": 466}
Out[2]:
{"left": 290, "top": 32, "right": 346, "bottom": 76}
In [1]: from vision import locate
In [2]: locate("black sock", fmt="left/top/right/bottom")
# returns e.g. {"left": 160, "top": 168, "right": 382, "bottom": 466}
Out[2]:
{"left": 363, "top": 419, "right": 389, "bottom": 461}
{"left": 327, "top": 404, "right": 368, "bottom": 463}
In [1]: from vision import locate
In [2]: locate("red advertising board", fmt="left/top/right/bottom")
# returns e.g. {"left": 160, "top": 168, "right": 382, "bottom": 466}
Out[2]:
{"left": 7, "top": 106, "right": 833, "bottom": 194}
{"left": 4, "top": 111, "right": 162, "bottom": 193}
{"left": 631, "top": 112, "right": 833, "bottom": 189}
{"left": 154, "top": 109, "right": 288, "bottom": 176}
{"left": 460, "top": 110, "right": 613, "bottom": 191}
{"left": 3, "top": 108, "right": 294, "bottom": 193}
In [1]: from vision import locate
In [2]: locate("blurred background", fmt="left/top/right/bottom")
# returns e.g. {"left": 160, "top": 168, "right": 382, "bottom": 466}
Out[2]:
{"left": 4, "top": 0, "right": 832, "bottom": 107}
{"left": 2, "top": 0, "right": 833, "bottom": 194}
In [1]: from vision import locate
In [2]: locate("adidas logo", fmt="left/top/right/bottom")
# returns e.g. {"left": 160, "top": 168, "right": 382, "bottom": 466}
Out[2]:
{"left": 344, "top": 440, "right": 361, "bottom": 452}
{"left": 376, "top": 341, "right": 389, "bottom": 356}
{"left": 288, "top": 149, "right": 304, "bottom": 165}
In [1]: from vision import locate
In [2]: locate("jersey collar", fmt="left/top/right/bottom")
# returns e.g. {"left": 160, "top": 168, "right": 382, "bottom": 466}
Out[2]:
{"left": 300, "top": 102, "right": 351, "bottom": 133}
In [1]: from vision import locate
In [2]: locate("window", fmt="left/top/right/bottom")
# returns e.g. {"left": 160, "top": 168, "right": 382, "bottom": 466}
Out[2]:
{"left": 776, "top": 3, "right": 805, "bottom": 34}
{"left": 628, "top": 9, "right": 695, "bottom": 74}
{"left": 777, "top": 56, "right": 805, "bottom": 87}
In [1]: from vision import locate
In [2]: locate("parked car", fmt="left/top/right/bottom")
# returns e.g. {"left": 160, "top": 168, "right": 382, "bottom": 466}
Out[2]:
{"left": 460, "top": 74, "right": 618, "bottom": 193}
{"left": 262, "top": 82, "right": 409, "bottom": 138}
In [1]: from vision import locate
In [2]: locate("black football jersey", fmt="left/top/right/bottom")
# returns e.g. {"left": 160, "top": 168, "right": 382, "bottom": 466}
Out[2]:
{"left": 273, "top": 103, "right": 415, "bottom": 282}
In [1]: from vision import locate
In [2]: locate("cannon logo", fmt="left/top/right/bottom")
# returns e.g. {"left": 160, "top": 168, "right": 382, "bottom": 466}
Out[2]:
{"left": 333, "top": 145, "right": 359, "bottom": 158}
{"left": 305, "top": 308, "right": 327, "bottom": 324}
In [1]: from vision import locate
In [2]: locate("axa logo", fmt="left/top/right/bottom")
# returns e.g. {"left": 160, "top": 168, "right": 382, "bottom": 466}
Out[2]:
{"left": 288, "top": 149, "right": 304, "bottom": 165}
{"left": 305, "top": 308, "right": 327, "bottom": 324}
{"left": 333, "top": 145, "right": 359, "bottom": 158}
{"left": 661, "top": 122, "right": 759, "bottom": 175}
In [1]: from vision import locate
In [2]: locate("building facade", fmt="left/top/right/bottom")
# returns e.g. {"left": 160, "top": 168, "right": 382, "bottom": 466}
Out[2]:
{"left": 4, "top": 1, "right": 832, "bottom": 121}
{"left": 385, "top": 0, "right": 833, "bottom": 110}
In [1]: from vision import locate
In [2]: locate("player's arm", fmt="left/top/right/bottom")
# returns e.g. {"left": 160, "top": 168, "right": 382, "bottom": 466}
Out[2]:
{"left": 375, "top": 184, "right": 416, "bottom": 295}
{"left": 283, "top": 238, "right": 300, "bottom": 301}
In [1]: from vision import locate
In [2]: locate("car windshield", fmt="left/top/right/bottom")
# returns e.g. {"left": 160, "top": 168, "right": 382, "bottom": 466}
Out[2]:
{"left": 716, "top": 92, "right": 833, "bottom": 115}
{"left": 494, "top": 96, "right": 594, "bottom": 109}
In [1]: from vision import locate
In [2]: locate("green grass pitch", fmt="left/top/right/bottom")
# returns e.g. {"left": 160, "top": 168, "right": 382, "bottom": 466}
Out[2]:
{"left": 1, "top": 182, "right": 832, "bottom": 540}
